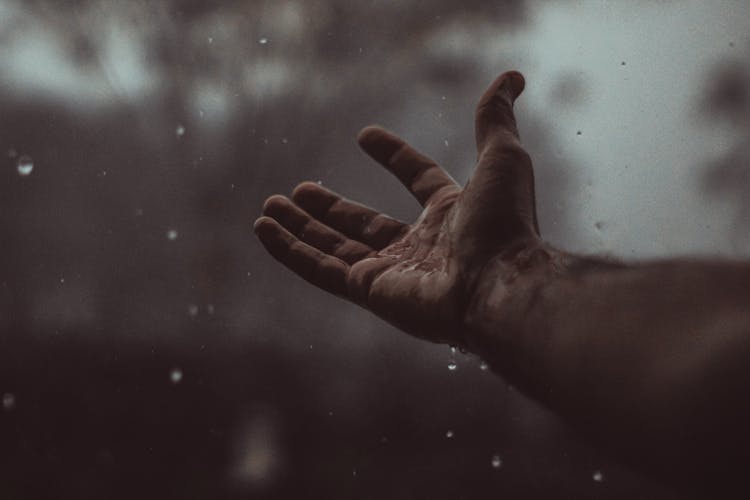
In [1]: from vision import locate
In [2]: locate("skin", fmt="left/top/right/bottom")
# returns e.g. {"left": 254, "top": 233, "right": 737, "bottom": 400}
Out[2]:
{"left": 254, "top": 71, "right": 750, "bottom": 497}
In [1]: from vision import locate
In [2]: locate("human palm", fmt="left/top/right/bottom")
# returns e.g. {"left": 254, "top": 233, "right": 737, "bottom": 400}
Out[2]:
{"left": 254, "top": 71, "right": 540, "bottom": 345}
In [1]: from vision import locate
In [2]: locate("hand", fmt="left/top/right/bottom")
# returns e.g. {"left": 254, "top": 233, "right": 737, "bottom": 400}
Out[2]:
{"left": 254, "top": 71, "right": 545, "bottom": 345}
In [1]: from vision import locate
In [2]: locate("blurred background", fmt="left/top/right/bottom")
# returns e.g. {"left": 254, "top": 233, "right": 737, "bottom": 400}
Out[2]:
{"left": 0, "top": 0, "right": 748, "bottom": 498}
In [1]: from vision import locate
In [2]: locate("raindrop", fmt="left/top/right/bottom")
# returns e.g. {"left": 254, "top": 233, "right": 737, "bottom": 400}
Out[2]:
{"left": 258, "top": 37, "right": 269, "bottom": 45}
{"left": 166, "top": 229, "right": 178, "bottom": 241}
{"left": 59, "top": 277, "right": 65, "bottom": 284}
{"left": 441, "top": 95, "right": 447, "bottom": 101}
{"left": 16, "top": 155, "right": 34, "bottom": 176}
{"left": 480, "top": 362, "right": 489, "bottom": 371}
{"left": 2, "top": 393, "right": 15, "bottom": 411}
{"left": 316, "top": 180, "right": 323, "bottom": 185}
{"left": 447, "top": 362, "right": 457, "bottom": 371}
{"left": 491, "top": 454, "right": 503, "bottom": 469}
{"left": 592, "top": 470, "right": 604, "bottom": 482}
{"left": 443, "top": 139, "right": 449, "bottom": 147}
{"left": 176, "top": 124, "right": 186, "bottom": 138}
{"left": 621, "top": 61, "right": 626, "bottom": 66}
{"left": 450, "top": 346, "right": 457, "bottom": 354}
{"left": 207, "top": 36, "right": 213, "bottom": 44}
{"left": 135, "top": 208, "right": 144, "bottom": 216}
{"left": 206, "top": 304, "right": 215, "bottom": 315}
{"left": 8, "top": 148, "right": 17, "bottom": 158}
{"left": 188, "top": 304, "right": 199, "bottom": 317}
{"left": 281, "top": 138, "right": 288, "bottom": 144}
{"left": 445, "top": 430, "right": 454, "bottom": 438}
{"left": 170, "top": 368, "right": 183, "bottom": 384}
{"left": 594, "top": 221, "right": 605, "bottom": 230}
{"left": 729, "top": 42, "right": 734, "bottom": 48}
{"left": 576, "top": 130, "right": 582, "bottom": 136}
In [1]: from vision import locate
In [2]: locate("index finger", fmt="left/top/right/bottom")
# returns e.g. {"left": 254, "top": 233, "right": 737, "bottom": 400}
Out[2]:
{"left": 357, "top": 126, "right": 458, "bottom": 207}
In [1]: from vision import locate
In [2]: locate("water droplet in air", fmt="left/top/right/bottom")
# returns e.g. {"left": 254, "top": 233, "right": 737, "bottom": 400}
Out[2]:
{"left": 281, "top": 138, "right": 288, "bottom": 144}
{"left": 176, "top": 124, "right": 186, "bottom": 138}
{"left": 166, "top": 229, "right": 179, "bottom": 241}
{"left": 170, "top": 368, "right": 183, "bottom": 384}
{"left": 448, "top": 362, "right": 457, "bottom": 371}
{"left": 207, "top": 36, "right": 213, "bottom": 44}
{"left": 594, "top": 221, "right": 605, "bottom": 230}
{"left": 443, "top": 139, "right": 449, "bottom": 147}
{"left": 135, "top": 208, "right": 144, "bottom": 216}
{"left": 8, "top": 148, "right": 17, "bottom": 158}
{"left": 258, "top": 37, "right": 269, "bottom": 45}
{"left": 316, "top": 180, "right": 322, "bottom": 185}
{"left": 60, "top": 277, "right": 65, "bottom": 284}
{"left": 621, "top": 61, "right": 626, "bottom": 66}
{"left": 2, "top": 393, "right": 15, "bottom": 411}
{"left": 17, "top": 156, "right": 34, "bottom": 176}
{"left": 480, "top": 362, "right": 489, "bottom": 371}
{"left": 491, "top": 454, "right": 503, "bottom": 469}
{"left": 576, "top": 130, "right": 582, "bottom": 136}
{"left": 450, "top": 346, "right": 457, "bottom": 354}
{"left": 188, "top": 304, "right": 199, "bottom": 317}
{"left": 206, "top": 304, "right": 215, "bottom": 315}
{"left": 441, "top": 95, "right": 447, "bottom": 101}
{"left": 592, "top": 470, "right": 604, "bottom": 482}
{"left": 445, "top": 430, "right": 454, "bottom": 438}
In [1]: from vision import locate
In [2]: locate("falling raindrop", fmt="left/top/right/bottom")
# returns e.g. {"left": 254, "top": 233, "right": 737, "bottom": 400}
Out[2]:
{"left": 491, "top": 454, "right": 503, "bottom": 469}
{"left": 188, "top": 304, "right": 199, "bottom": 317}
{"left": 166, "top": 229, "right": 178, "bottom": 241}
{"left": 443, "top": 139, "right": 449, "bottom": 147}
{"left": 2, "top": 393, "right": 15, "bottom": 411}
{"left": 447, "top": 362, "right": 457, "bottom": 371}
{"left": 592, "top": 470, "right": 604, "bottom": 482}
{"left": 576, "top": 130, "right": 582, "bottom": 136}
{"left": 258, "top": 37, "right": 269, "bottom": 45}
{"left": 206, "top": 304, "right": 215, "bottom": 315}
{"left": 176, "top": 124, "right": 186, "bottom": 138}
{"left": 207, "top": 36, "right": 213, "bottom": 44}
{"left": 594, "top": 221, "right": 605, "bottom": 230}
{"left": 8, "top": 148, "right": 17, "bottom": 158}
{"left": 480, "top": 362, "right": 489, "bottom": 371}
{"left": 445, "top": 430, "right": 454, "bottom": 438}
{"left": 16, "top": 155, "right": 34, "bottom": 176}
{"left": 170, "top": 368, "right": 183, "bottom": 384}
{"left": 280, "top": 138, "right": 288, "bottom": 144}
{"left": 450, "top": 346, "right": 457, "bottom": 354}
{"left": 621, "top": 61, "right": 626, "bottom": 66}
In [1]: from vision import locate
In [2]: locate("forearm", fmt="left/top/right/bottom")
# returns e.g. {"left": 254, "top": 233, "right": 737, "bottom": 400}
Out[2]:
{"left": 465, "top": 252, "right": 750, "bottom": 485}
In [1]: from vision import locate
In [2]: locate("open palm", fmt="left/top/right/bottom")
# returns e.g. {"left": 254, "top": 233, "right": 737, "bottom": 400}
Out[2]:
{"left": 254, "top": 71, "right": 540, "bottom": 345}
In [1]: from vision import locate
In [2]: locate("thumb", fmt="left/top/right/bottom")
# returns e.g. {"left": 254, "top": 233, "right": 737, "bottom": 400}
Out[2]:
{"left": 474, "top": 71, "right": 525, "bottom": 153}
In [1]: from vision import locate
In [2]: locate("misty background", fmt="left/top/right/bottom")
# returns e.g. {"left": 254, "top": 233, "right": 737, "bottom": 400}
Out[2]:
{"left": 0, "top": 0, "right": 748, "bottom": 498}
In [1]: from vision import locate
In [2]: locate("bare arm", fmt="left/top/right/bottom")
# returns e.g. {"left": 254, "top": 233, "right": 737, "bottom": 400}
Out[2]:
{"left": 253, "top": 71, "right": 750, "bottom": 494}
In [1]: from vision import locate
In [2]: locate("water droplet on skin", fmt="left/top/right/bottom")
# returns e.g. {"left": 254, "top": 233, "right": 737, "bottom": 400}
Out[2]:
{"left": 592, "top": 470, "right": 604, "bottom": 482}
{"left": 17, "top": 155, "right": 34, "bottom": 176}
{"left": 491, "top": 454, "right": 503, "bottom": 469}
{"left": 176, "top": 125, "right": 186, "bottom": 137}
{"left": 170, "top": 368, "right": 183, "bottom": 384}
{"left": 166, "top": 229, "right": 178, "bottom": 241}
{"left": 448, "top": 362, "right": 457, "bottom": 371}
{"left": 480, "top": 362, "right": 489, "bottom": 371}
{"left": 445, "top": 430, "right": 454, "bottom": 438}
{"left": 188, "top": 305, "right": 199, "bottom": 317}
{"left": 2, "top": 393, "right": 15, "bottom": 411}
{"left": 258, "top": 37, "right": 268, "bottom": 45}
